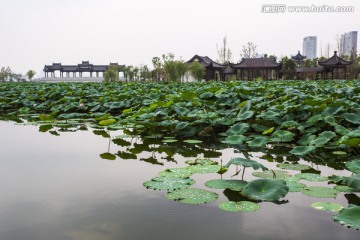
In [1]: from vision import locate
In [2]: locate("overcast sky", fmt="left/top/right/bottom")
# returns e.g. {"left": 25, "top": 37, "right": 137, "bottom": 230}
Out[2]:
{"left": 0, "top": 0, "right": 359, "bottom": 77}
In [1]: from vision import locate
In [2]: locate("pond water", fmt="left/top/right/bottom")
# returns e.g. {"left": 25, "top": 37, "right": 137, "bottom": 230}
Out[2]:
{"left": 0, "top": 121, "right": 358, "bottom": 240}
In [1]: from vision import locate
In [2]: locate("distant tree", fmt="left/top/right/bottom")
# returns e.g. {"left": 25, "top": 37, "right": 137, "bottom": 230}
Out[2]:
{"left": 190, "top": 61, "right": 205, "bottom": 81}
{"left": 217, "top": 35, "right": 232, "bottom": 64}
{"left": 268, "top": 54, "right": 278, "bottom": 62}
{"left": 347, "top": 53, "right": 360, "bottom": 79}
{"left": 0, "top": 67, "right": 24, "bottom": 82}
{"left": 124, "top": 66, "right": 134, "bottom": 81}
{"left": 304, "top": 58, "right": 318, "bottom": 67}
{"left": 140, "top": 65, "right": 151, "bottom": 81}
{"left": 318, "top": 56, "right": 327, "bottom": 62}
{"left": 162, "top": 53, "right": 175, "bottom": 62}
{"left": 133, "top": 67, "right": 140, "bottom": 81}
{"left": 176, "top": 61, "right": 189, "bottom": 82}
{"left": 103, "top": 65, "right": 119, "bottom": 82}
{"left": 240, "top": 42, "right": 258, "bottom": 59}
{"left": 160, "top": 53, "right": 189, "bottom": 82}
{"left": 163, "top": 60, "right": 188, "bottom": 82}
{"left": 324, "top": 42, "right": 331, "bottom": 58}
{"left": 26, "top": 70, "right": 36, "bottom": 81}
{"left": 0, "top": 67, "right": 7, "bottom": 82}
{"left": 152, "top": 57, "right": 163, "bottom": 81}
{"left": 281, "top": 56, "right": 296, "bottom": 79}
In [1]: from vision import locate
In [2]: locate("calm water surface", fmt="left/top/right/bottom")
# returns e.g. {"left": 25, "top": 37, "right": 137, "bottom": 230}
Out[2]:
{"left": 0, "top": 121, "right": 358, "bottom": 240}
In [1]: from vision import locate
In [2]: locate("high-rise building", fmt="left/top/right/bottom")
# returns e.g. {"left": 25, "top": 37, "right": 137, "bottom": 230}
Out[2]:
{"left": 303, "top": 36, "right": 317, "bottom": 59}
{"left": 340, "top": 31, "right": 358, "bottom": 56}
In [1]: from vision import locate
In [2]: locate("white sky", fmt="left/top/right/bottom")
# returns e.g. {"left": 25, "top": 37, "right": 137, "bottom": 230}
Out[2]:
{"left": 0, "top": 0, "right": 359, "bottom": 77}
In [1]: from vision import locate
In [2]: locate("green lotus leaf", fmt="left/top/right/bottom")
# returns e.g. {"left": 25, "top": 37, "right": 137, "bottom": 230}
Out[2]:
{"left": 277, "top": 163, "right": 311, "bottom": 171}
{"left": 185, "top": 159, "right": 217, "bottom": 166}
{"left": 324, "top": 116, "right": 337, "bottom": 125}
{"left": 205, "top": 179, "right": 247, "bottom": 191}
{"left": 332, "top": 151, "right": 347, "bottom": 155}
{"left": 217, "top": 167, "right": 228, "bottom": 174}
{"left": 297, "top": 134, "right": 316, "bottom": 146}
{"left": 175, "top": 122, "right": 189, "bottom": 130}
{"left": 221, "top": 135, "right": 248, "bottom": 144}
{"left": 251, "top": 124, "right": 268, "bottom": 133}
{"left": 307, "top": 114, "right": 323, "bottom": 123}
{"left": 187, "top": 165, "right": 221, "bottom": 174}
{"left": 322, "top": 106, "right": 344, "bottom": 115}
{"left": 236, "top": 111, "right": 254, "bottom": 121}
{"left": 345, "top": 174, "right": 360, "bottom": 190}
{"left": 258, "top": 111, "right": 280, "bottom": 120}
{"left": 199, "top": 92, "right": 214, "bottom": 99}
{"left": 112, "top": 138, "right": 131, "bottom": 147}
{"left": 345, "top": 159, "right": 360, "bottom": 174}
{"left": 99, "top": 153, "right": 116, "bottom": 160}
{"left": 302, "top": 186, "right": 339, "bottom": 198}
{"left": 281, "top": 121, "right": 298, "bottom": 128}
{"left": 39, "top": 124, "right": 53, "bottom": 132}
{"left": 219, "top": 201, "right": 260, "bottom": 212}
{"left": 333, "top": 205, "right": 360, "bottom": 230}
{"left": 246, "top": 136, "right": 269, "bottom": 147}
{"left": 165, "top": 188, "right": 218, "bottom": 204}
{"left": 93, "top": 130, "right": 110, "bottom": 138}
{"left": 295, "top": 173, "right": 328, "bottom": 182}
{"left": 262, "top": 127, "right": 275, "bottom": 135}
{"left": 334, "top": 185, "right": 359, "bottom": 193}
{"left": 242, "top": 179, "right": 289, "bottom": 201}
{"left": 239, "top": 100, "right": 251, "bottom": 112}
{"left": 328, "top": 175, "right": 347, "bottom": 184}
{"left": 183, "top": 139, "right": 203, "bottom": 144}
{"left": 143, "top": 177, "right": 195, "bottom": 191}
{"left": 311, "top": 202, "right": 343, "bottom": 212}
{"left": 318, "top": 131, "right": 336, "bottom": 139}
{"left": 226, "top": 123, "right": 250, "bottom": 136}
{"left": 340, "top": 138, "right": 360, "bottom": 147}
{"left": 252, "top": 170, "right": 291, "bottom": 180}
{"left": 343, "top": 113, "right": 360, "bottom": 124}
{"left": 98, "top": 118, "right": 116, "bottom": 126}
{"left": 162, "top": 139, "right": 178, "bottom": 143}
{"left": 237, "top": 101, "right": 254, "bottom": 120}
{"left": 224, "top": 157, "right": 268, "bottom": 171}
{"left": 309, "top": 137, "right": 332, "bottom": 147}
{"left": 334, "top": 124, "right": 351, "bottom": 135}
{"left": 271, "top": 130, "right": 295, "bottom": 142}
{"left": 285, "top": 181, "right": 306, "bottom": 192}
{"left": 237, "top": 111, "right": 254, "bottom": 121}
{"left": 347, "top": 129, "right": 360, "bottom": 138}
{"left": 116, "top": 151, "right": 137, "bottom": 160}
{"left": 158, "top": 168, "right": 193, "bottom": 178}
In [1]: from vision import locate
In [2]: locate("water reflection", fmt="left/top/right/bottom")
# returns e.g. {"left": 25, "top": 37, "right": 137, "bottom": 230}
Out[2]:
{"left": 0, "top": 121, "right": 358, "bottom": 240}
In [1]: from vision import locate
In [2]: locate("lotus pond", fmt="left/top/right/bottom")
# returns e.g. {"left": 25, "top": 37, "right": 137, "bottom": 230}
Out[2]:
{"left": 0, "top": 81, "right": 359, "bottom": 240}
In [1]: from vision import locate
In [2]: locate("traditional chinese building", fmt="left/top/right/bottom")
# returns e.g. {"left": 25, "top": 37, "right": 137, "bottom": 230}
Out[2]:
{"left": 230, "top": 57, "right": 282, "bottom": 80}
{"left": 186, "top": 55, "right": 226, "bottom": 81}
{"left": 318, "top": 51, "right": 353, "bottom": 79}
{"left": 43, "top": 61, "right": 125, "bottom": 79}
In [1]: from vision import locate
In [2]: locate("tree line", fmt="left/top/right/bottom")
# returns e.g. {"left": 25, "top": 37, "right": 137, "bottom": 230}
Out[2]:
{"left": 103, "top": 53, "right": 205, "bottom": 82}
{"left": 0, "top": 67, "right": 36, "bottom": 82}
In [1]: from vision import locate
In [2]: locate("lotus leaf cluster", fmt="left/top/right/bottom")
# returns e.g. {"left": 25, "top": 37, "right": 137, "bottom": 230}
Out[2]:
{"left": 1, "top": 81, "right": 360, "bottom": 157}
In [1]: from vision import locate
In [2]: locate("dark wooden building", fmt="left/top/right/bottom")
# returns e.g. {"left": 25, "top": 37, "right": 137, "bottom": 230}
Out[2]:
{"left": 318, "top": 51, "right": 353, "bottom": 79}
{"left": 43, "top": 61, "right": 125, "bottom": 78}
{"left": 230, "top": 57, "right": 282, "bottom": 80}
{"left": 295, "top": 66, "right": 324, "bottom": 80}
{"left": 186, "top": 55, "right": 226, "bottom": 81}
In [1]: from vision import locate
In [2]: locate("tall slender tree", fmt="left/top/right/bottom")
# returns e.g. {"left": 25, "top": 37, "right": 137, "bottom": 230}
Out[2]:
{"left": 217, "top": 35, "right": 232, "bottom": 64}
